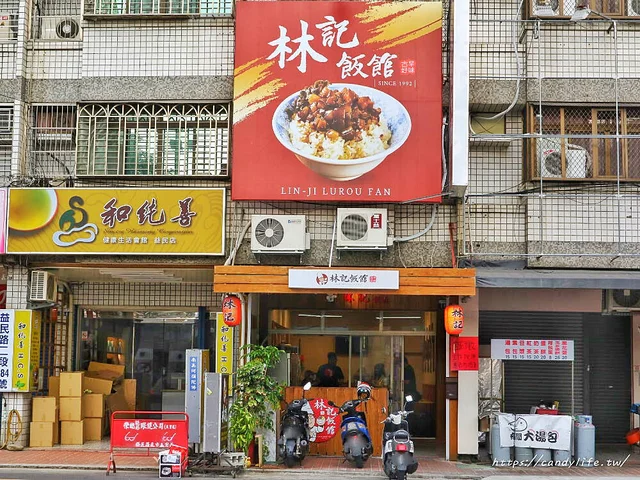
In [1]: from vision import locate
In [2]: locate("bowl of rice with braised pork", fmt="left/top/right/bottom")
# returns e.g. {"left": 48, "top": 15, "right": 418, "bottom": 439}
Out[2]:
{"left": 272, "top": 80, "right": 411, "bottom": 181}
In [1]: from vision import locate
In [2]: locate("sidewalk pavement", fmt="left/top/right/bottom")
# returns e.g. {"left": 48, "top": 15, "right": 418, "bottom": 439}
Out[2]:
{"left": 1, "top": 446, "right": 640, "bottom": 478}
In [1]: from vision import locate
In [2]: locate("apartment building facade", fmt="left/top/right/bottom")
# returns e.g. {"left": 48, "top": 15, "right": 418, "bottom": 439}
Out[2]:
{"left": 0, "top": 0, "right": 636, "bottom": 460}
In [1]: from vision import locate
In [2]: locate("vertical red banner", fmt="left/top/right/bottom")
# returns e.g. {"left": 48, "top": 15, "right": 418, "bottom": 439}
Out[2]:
{"left": 450, "top": 336, "right": 479, "bottom": 371}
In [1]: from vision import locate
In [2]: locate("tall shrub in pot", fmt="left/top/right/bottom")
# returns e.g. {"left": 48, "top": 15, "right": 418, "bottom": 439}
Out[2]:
{"left": 229, "top": 345, "right": 284, "bottom": 456}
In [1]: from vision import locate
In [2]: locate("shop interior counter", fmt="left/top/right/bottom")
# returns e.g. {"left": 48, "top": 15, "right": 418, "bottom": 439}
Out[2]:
{"left": 283, "top": 386, "right": 388, "bottom": 457}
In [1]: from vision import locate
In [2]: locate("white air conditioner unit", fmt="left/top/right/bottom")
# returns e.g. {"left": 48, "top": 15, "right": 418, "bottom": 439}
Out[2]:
{"left": 336, "top": 208, "right": 389, "bottom": 249}
{"left": 538, "top": 138, "right": 587, "bottom": 178}
{"left": 40, "top": 16, "right": 82, "bottom": 41}
{"left": 628, "top": 0, "right": 640, "bottom": 16}
{"left": 532, "top": 0, "right": 560, "bottom": 16}
{"left": 29, "top": 270, "right": 58, "bottom": 302}
{"left": 250, "top": 214, "right": 309, "bottom": 253}
{"left": 606, "top": 289, "right": 640, "bottom": 312}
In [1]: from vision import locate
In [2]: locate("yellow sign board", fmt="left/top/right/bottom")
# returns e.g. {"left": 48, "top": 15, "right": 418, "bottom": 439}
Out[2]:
{"left": 7, "top": 188, "right": 226, "bottom": 255}
{"left": 215, "top": 312, "right": 234, "bottom": 389}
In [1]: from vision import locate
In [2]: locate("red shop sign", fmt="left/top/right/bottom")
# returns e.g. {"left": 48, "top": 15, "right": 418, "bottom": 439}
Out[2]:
{"left": 111, "top": 417, "right": 188, "bottom": 449}
{"left": 450, "top": 336, "right": 479, "bottom": 371}
{"left": 304, "top": 398, "right": 340, "bottom": 443}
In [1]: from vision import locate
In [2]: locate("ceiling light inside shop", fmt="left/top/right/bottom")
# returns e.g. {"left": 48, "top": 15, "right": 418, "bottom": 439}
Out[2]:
{"left": 98, "top": 268, "right": 183, "bottom": 283}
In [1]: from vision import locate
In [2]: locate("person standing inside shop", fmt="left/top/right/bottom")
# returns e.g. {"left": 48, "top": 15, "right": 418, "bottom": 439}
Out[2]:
{"left": 404, "top": 357, "right": 422, "bottom": 404}
{"left": 317, "top": 352, "right": 345, "bottom": 387}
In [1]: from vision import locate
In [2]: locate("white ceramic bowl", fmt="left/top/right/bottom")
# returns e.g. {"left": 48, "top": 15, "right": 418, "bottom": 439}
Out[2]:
{"left": 272, "top": 83, "right": 412, "bottom": 182}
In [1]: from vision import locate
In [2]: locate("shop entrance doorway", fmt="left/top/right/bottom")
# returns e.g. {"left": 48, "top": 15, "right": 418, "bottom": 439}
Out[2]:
{"left": 78, "top": 309, "right": 196, "bottom": 411}
{"left": 269, "top": 309, "right": 437, "bottom": 438}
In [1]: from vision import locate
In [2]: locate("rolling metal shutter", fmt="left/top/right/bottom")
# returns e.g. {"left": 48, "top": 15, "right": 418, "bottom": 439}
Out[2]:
{"left": 584, "top": 314, "right": 631, "bottom": 444}
{"left": 479, "top": 311, "right": 584, "bottom": 417}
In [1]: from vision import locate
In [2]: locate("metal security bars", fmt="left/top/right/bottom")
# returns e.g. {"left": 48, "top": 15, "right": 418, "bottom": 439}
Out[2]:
{"left": 30, "top": 105, "right": 77, "bottom": 180}
{"left": 75, "top": 103, "right": 230, "bottom": 177}
{"left": 84, "top": 0, "right": 233, "bottom": 17}
{"left": 0, "top": 105, "right": 11, "bottom": 178}
{"left": 32, "top": 0, "right": 82, "bottom": 41}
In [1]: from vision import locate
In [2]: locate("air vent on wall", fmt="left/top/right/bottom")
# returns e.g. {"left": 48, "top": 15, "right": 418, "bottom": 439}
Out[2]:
{"left": 40, "top": 16, "right": 82, "bottom": 41}
{"left": 336, "top": 208, "right": 389, "bottom": 250}
{"left": 250, "top": 215, "right": 309, "bottom": 254}
{"left": 29, "top": 270, "right": 57, "bottom": 302}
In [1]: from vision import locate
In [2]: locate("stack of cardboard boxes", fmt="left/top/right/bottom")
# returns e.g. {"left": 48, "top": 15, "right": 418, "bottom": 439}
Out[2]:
{"left": 30, "top": 397, "right": 58, "bottom": 447}
{"left": 28, "top": 361, "right": 137, "bottom": 448}
{"left": 60, "top": 372, "right": 85, "bottom": 445}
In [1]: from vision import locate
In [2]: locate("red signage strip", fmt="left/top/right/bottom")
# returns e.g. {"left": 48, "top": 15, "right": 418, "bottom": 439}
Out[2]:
{"left": 107, "top": 411, "right": 189, "bottom": 475}
{"left": 450, "top": 336, "right": 479, "bottom": 371}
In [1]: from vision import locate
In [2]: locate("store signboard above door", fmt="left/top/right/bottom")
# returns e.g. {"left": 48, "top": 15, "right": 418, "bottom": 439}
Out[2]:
{"left": 6, "top": 188, "right": 225, "bottom": 255}
{"left": 288, "top": 269, "right": 399, "bottom": 290}
{"left": 491, "top": 339, "right": 574, "bottom": 361}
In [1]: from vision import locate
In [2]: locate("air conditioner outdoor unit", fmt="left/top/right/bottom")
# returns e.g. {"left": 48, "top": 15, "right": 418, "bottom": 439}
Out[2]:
{"left": 532, "top": 0, "right": 560, "bottom": 16}
{"left": 629, "top": 0, "right": 640, "bottom": 16}
{"left": 538, "top": 138, "right": 587, "bottom": 178}
{"left": 29, "top": 270, "right": 58, "bottom": 302}
{"left": 336, "top": 208, "right": 389, "bottom": 249}
{"left": 250, "top": 214, "right": 309, "bottom": 253}
{"left": 606, "top": 289, "right": 640, "bottom": 312}
{"left": 40, "top": 16, "right": 82, "bottom": 41}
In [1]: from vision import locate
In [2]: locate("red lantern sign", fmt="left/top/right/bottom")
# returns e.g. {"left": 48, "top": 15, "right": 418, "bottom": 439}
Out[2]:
{"left": 222, "top": 294, "right": 242, "bottom": 327}
{"left": 444, "top": 304, "right": 464, "bottom": 335}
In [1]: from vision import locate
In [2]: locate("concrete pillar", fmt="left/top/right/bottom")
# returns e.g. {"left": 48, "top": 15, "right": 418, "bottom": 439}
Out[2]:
{"left": 457, "top": 294, "right": 479, "bottom": 456}
{"left": 4, "top": 265, "right": 31, "bottom": 448}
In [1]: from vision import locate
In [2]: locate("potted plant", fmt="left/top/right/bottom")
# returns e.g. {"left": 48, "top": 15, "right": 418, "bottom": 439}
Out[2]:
{"left": 229, "top": 344, "right": 284, "bottom": 461}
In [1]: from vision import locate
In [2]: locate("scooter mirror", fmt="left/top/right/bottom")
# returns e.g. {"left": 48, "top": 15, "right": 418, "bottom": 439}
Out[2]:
{"left": 405, "top": 395, "right": 413, "bottom": 403}
{"left": 381, "top": 407, "right": 387, "bottom": 414}
{"left": 303, "top": 382, "right": 312, "bottom": 391}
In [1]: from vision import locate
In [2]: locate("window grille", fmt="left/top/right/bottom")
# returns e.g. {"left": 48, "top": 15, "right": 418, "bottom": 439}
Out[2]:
{"left": 529, "top": 105, "right": 640, "bottom": 182}
{"left": 76, "top": 103, "right": 230, "bottom": 177}
{"left": 0, "top": 0, "right": 18, "bottom": 43}
{"left": 0, "top": 105, "right": 11, "bottom": 178}
{"left": 84, "top": 0, "right": 233, "bottom": 17}
{"left": 32, "top": 0, "right": 82, "bottom": 41}
{"left": 30, "top": 105, "right": 77, "bottom": 179}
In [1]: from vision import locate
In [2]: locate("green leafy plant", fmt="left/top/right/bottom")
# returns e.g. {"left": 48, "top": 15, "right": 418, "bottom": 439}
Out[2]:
{"left": 229, "top": 344, "right": 284, "bottom": 456}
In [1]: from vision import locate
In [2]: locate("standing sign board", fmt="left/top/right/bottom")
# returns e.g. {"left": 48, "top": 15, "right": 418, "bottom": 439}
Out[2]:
{"left": 185, "top": 349, "right": 209, "bottom": 444}
{"left": 215, "top": 313, "right": 234, "bottom": 390}
{"left": 0, "top": 310, "right": 42, "bottom": 392}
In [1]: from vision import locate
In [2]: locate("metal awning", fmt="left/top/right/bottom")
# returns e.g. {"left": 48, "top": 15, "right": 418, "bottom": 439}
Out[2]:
{"left": 477, "top": 268, "right": 640, "bottom": 289}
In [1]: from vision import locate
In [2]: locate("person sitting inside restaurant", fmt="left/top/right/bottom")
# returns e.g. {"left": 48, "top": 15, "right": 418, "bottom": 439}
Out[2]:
{"left": 316, "top": 352, "right": 345, "bottom": 387}
{"left": 372, "top": 363, "right": 389, "bottom": 388}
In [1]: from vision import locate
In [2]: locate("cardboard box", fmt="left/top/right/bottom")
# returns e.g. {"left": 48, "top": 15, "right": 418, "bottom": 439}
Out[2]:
{"left": 479, "top": 416, "right": 490, "bottom": 432}
{"left": 32, "top": 397, "right": 58, "bottom": 423}
{"left": 106, "top": 389, "right": 129, "bottom": 414}
{"left": 83, "top": 393, "right": 104, "bottom": 418}
{"left": 87, "top": 362, "right": 124, "bottom": 384}
{"left": 60, "top": 396, "right": 84, "bottom": 421}
{"left": 29, "top": 422, "right": 55, "bottom": 447}
{"left": 60, "top": 372, "right": 84, "bottom": 397}
{"left": 48, "top": 376, "right": 60, "bottom": 400}
{"left": 83, "top": 376, "right": 113, "bottom": 396}
{"left": 123, "top": 379, "right": 137, "bottom": 411}
{"left": 61, "top": 420, "right": 84, "bottom": 445}
{"left": 83, "top": 418, "right": 103, "bottom": 441}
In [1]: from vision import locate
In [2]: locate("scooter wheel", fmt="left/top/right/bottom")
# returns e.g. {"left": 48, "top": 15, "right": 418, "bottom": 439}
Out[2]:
{"left": 395, "top": 472, "right": 406, "bottom": 480}
{"left": 355, "top": 457, "right": 364, "bottom": 469}
{"left": 284, "top": 456, "right": 297, "bottom": 468}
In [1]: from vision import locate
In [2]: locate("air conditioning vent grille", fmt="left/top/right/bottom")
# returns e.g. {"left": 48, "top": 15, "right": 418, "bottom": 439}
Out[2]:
{"left": 254, "top": 218, "right": 285, "bottom": 248}
{"left": 341, "top": 214, "right": 368, "bottom": 241}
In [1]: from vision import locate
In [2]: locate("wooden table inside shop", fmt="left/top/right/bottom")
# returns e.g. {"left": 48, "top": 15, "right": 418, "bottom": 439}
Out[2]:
{"left": 284, "top": 386, "right": 388, "bottom": 457}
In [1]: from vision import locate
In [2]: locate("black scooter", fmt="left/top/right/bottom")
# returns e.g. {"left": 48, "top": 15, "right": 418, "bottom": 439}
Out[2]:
{"left": 382, "top": 395, "right": 419, "bottom": 480}
{"left": 278, "top": 382, "right": 312, "bottom": 467}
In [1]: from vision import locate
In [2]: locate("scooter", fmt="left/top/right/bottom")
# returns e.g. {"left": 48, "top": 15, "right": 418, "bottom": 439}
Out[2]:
{"left": 382, "top": 395, "right": 419, "bottom": 480}
{"left": 278, "top": 381, "right": 312, "bottom": 467}
{"left": 330, "top": 383, "right": 373, "bottom": 468}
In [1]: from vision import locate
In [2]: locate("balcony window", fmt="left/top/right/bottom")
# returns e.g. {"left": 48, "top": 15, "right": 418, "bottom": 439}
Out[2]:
{"left": 30, "top": 105, "right": 77, "bottom": 179}
{"left": 529, "top": 0, "right": 624, "bottom": 18}
{"left": 86, "top": 0, "right": 233, "bottom": 16}
{"left": 0, "top": 106, "right": 11, "bottom": 177}
{"left": 76, "top": 103, "right": 230, "bottom": 177}
{"left": 528, "top": 105, "right": 640, "bottom": 181}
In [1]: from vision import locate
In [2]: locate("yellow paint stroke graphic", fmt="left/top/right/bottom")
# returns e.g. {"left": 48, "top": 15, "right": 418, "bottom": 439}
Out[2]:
{"left": 356, "top": 2, "right": 442, "bottom": 49}
{"left": 234, "top": 59, "right": 286, "bottom": 125}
